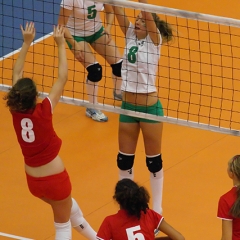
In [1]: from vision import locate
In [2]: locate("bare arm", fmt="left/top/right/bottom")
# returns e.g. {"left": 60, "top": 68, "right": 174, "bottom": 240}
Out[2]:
{"left": 104, "top": 4, "right": 114, "bottom": 32}
{"left": 58, "top": 7, "right": 76, "bottom": 48}
{"left": 48, "top": 25, "right": 68, "bottom": 110}
{"left": 12, "top": 22, "right": 35, "bottom": 86}
{"left": 112, "top": 6, "right": 130, "bottom": 36}
{"left": 221, "top": 220, "right": 232, "bottom": 240}
{"left": 139, "top": 0, "right": 160, "bottom": 45}
{"left": 158, "top": 219, "right": 185, "bottom": 240}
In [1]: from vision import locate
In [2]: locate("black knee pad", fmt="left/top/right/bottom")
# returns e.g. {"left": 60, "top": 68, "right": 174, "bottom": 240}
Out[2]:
{"left": 117, "top": 152, "right": 135, "bottom": 170}
{"left": 86, "top": 63, "right": 102, "bottom": 82}
{"left": 146, "top": 155, "right": 163, "bottom": 173}
{"left": 111, "top": 60, "right": 122, "bottom": 77}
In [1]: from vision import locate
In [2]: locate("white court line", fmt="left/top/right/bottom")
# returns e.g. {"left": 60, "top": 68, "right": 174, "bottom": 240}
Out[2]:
{"left": 0, "top": 32, "right": 53, "bottom": 62}
{"left": 0, "top": 232, "right": 33, "bottom": 240}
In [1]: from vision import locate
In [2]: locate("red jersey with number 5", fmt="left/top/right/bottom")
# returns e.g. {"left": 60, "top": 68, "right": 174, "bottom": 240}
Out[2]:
{"left": 11, "top": 97, "right": 62, "bottom": 167}
{"left": 96, "top": 209, "right": 163, "bottom": 240}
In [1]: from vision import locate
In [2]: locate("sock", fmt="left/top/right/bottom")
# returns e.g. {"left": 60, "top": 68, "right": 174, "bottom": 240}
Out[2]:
{"left": 150, "top": 169, "right": 164, "bottom": 214}
{"left": 70, "top": 198, "right": 96, "bottom": 240}
{"left": 86, "top": 79, "right": 98, "bottom": 104}
{"left": 54, "top": 220, "right": 71, "bottom": 240}
{"left": 112, "top": 74, "right": 122, "bottom": 95}
{"left": 119, "top": 168, "right": 134, "bottom": 180}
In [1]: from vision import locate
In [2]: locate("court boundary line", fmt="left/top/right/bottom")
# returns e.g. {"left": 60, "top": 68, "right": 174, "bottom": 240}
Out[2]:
{"left": 0, "top": 232, "right": 33, "bottom": 240}
{"left": 0, "top": 32, "right": 53, "bottom": 62}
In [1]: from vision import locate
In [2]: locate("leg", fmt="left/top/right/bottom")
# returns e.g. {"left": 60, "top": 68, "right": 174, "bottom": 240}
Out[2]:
{"left": 140, "top": 122, "right": 164, "bottom": 214}
{"left": 72, "top": 41, "right": 108, "bottom": 121}
{"left": 70, "top": 198, "right": 96, "bottom": 240}
{"left": 92, "top": 36, "right": 122, "bottom": 97}
{"left": 118, "top": 121, "right": 140, "bottom": 179}
{"left": 42, "top": 195, "right": 72, "bottom": 240}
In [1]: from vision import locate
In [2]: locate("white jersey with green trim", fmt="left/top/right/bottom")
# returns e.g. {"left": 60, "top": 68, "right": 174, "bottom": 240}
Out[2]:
{"left": 61, "top": 0, "right": 103, "bottom": 37}
{"left": 121, "top": 22, "right": 162, "bottom": 93}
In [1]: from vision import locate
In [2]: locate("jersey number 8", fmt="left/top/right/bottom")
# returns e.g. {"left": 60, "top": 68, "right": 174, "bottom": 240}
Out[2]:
{"left": 21, "top": 118, "right": 35, "bottom": 143}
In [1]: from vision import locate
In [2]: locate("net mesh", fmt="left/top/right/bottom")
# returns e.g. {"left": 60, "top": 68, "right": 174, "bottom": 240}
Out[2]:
{"left": 1, "top": 0, "right": 240, "bottom": 135}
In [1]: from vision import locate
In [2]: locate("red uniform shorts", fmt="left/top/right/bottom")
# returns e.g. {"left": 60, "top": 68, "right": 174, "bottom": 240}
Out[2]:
{"left": 26, "top": 169, "right": 72, "bottom": 201}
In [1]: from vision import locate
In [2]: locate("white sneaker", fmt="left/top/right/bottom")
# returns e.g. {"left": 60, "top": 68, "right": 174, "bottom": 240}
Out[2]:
{"left": 86, "top": 108, "right": 108, "bottom": 122}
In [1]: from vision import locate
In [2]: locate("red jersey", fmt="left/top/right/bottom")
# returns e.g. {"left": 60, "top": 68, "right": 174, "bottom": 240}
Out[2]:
{"left": 11, "top": 97, "right": 62, "bottom": 167}
{"left": 217, "top": 186, "right": 240, "bottom": 240}
{"left": 96, "top": 209, "right": 163, "bottom": 240}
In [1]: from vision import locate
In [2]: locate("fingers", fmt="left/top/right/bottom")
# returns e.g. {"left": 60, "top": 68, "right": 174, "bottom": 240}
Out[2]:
{"left": 53, "top": 25, "right": 65, "bottom": 36}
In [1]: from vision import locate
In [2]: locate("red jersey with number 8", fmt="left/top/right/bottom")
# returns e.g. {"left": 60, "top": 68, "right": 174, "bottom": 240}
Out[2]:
{"left": 11, "top": 97, "right": 62, "bottom": 167}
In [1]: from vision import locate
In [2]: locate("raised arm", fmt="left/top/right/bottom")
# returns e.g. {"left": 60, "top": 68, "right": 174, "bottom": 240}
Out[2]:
{"left": 112, "top": 5, "right": 130, "bottom": 36}
{"left": 12, "top": 22, "right": 35, "bottom": 86}
{"left": 48, "top": 25, "right": 68, "bottom": 110}
{"left": 139, "top": 0, "right": 160, "bottom": 45}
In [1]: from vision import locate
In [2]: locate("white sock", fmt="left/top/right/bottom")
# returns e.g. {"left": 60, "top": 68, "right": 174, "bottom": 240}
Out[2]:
{"left": 54, "top": 220, "right": 71, "bottom": 240}
{"left": 86, "top": 79, "right": 98, "bottom": 104}
{"left": 119, "top": 168, "right": 134, "bottom": 180}
{"left": 150, "top": 169, "right": 164, "bottom": 214}
{"left": 70, "top": 198, "right": 96, "bottom": 240}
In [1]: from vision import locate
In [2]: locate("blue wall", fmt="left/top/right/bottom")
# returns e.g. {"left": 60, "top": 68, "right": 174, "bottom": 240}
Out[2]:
{"left": 0, "top": 0, "right": 62, "bottom": 57}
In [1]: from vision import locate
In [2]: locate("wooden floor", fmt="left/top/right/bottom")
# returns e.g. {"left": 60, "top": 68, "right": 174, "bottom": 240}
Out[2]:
{"left": 1, "top": 0, "right": 240, "bottom": 239}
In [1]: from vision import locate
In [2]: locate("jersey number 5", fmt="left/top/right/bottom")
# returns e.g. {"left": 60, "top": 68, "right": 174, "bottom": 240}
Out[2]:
{"left": 21, "top": 118, "right": 35, "bottom": 143}
{"left": 126, "top": 226, "right": 145, "bottom": 240}
{"left": 87, "top": 5, "right": 97, "bottom": 19}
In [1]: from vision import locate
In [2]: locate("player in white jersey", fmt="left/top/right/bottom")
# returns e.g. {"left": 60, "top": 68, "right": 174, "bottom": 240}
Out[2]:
{"left": 58, "top": 0, "right": 123, "bottom": 122}
{"left": 113, "top": 0, "right": 173, "bottom": 221}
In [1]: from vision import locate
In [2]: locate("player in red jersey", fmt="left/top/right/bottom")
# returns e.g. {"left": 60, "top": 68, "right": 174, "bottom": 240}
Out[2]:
{"left": 217, "top": 155, "right": 240, "bottom": 240}
{"left": 96, "top": 179, "right": 185, "bottom": 240}
{"left": 4, "top": 22, "right": 96, "bottom": 240}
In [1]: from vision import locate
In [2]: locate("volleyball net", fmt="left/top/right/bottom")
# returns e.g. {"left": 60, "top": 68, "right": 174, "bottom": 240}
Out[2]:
{"left": 1, "top": 0, "right": 240, "bottom": 136}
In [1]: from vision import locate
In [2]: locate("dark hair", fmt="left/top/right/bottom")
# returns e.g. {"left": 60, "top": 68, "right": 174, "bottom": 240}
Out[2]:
{"left": 229, "top": 155, "right": 240, "bottom": 218}
{"left": 4, "top": 78, "right": 38, "bottom": 112}
{"left": 151, "top": 13, "right": 173, "bottom": 43}
{"left": 113, "top": 179, "right": 150, "bottom": 219}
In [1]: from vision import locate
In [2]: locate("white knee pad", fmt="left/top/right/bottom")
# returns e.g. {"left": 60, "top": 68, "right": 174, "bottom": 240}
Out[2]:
{"left": 54, "top": 220, "right": 71, "bottom": 240}
{"left": 70, "top": 198, "right": 84, "bottom": 227}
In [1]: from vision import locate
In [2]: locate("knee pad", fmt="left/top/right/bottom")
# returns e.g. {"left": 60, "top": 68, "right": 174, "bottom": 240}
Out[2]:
{"left": 111, "top": 60, "right": 122, "bottom": 77}
{"left": 86, "top": 63, "right": 102, "bottom": 82}
{"left": 146, "top": 154, "right": 163, "bottom": 173}
{"left": 117, "top": 152, "right": 135, "bottom": 170}
{"left": 70, "top": 198, "right": 84, "bottom": 227}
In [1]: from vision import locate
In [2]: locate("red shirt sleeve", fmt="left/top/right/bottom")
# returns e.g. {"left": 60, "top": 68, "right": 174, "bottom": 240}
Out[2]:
{"left": 97, "top": 217, "right": 112, "bottom": 240}
{"left": 217, "top": 196, "right": 233, "bottom": 220}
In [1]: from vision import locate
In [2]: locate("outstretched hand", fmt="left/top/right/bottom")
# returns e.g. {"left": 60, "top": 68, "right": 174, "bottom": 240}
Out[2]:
{"left": 53, "top": 25, "right": 65, "bottom": 46}
{"left": 20, "top": 22, "right": 36, "bottom": 45}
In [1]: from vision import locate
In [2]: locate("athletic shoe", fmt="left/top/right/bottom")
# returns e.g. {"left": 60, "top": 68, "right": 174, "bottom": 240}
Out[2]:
{"left": 86, "top": 108, "right": 108, "bottom": 122}
{"left": 113, "top": 90, "right": 122, "bottom": 101}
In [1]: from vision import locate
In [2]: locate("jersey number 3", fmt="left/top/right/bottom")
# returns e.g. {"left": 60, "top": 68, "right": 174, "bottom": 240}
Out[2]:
{"left": 126, "top": 226, "right": 145, "bottom": 240}
{"left": 21, "top": 118, "right": 35, "bottom": 143}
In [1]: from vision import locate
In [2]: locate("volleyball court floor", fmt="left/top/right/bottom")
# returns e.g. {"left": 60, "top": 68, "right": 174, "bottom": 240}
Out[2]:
{"left": 1, "top": 0, "right": 240, "bottom": 239}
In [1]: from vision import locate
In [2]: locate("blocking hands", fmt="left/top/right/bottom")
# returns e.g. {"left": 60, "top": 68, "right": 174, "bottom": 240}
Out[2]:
{"left": 20, "top": 22, "right": 36, "bottom": 45}
{"left": 53, "top": 25, "right": 66, "bottom": 46}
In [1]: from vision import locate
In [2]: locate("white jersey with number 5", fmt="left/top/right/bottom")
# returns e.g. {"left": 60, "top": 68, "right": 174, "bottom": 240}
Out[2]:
{"left": 60, "top": 0, "right": 104, "bottom": 36}
{"left": 121, "top": 22, "right": 162, "bottom": 93}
